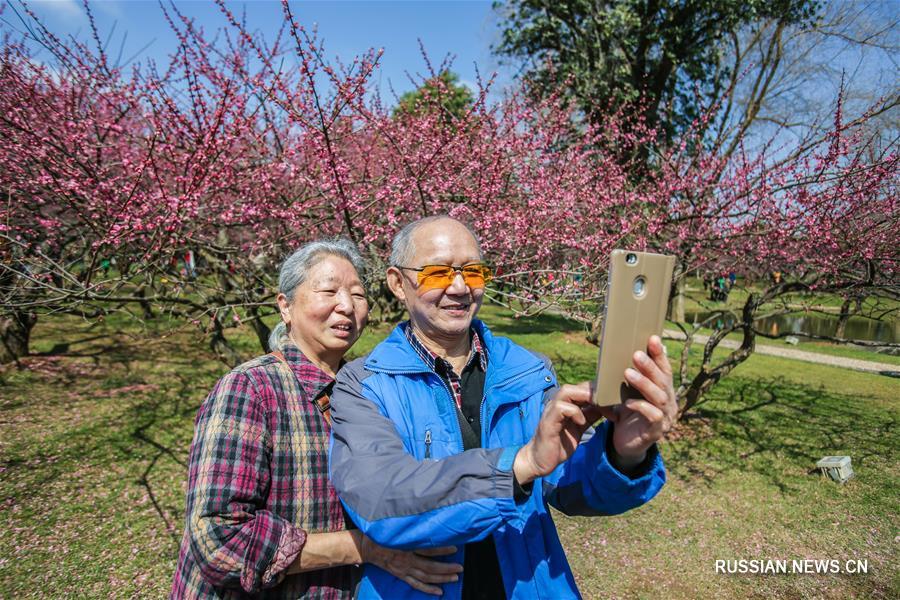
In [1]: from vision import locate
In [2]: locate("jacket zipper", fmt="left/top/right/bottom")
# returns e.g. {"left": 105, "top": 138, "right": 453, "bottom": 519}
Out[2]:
{"left": 372, "top": 364, "right": 550, "bottom": 453}
{"left": 424, "top": 429, "right": 432, "bottom": 459}
{"left": 479, "top": 363, "right": 548, "bottom": 447}
{"left": 366, "top": 366, "right": 466, "bottom": 455}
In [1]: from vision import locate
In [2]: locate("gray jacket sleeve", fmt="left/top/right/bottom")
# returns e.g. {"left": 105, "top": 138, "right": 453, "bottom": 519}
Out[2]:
{"left": 328, "top": 360, "right": 525, "bottom": 549}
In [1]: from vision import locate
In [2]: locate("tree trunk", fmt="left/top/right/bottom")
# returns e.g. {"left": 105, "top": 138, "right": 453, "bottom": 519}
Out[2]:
{"left": 136, "top": 287, "right": 155, "bottom": 320}
{"left": 0, "top": 311, "right": 37, "bottom": 365}
{"left": 835, "top": 296, "right": 861, "bottom": 339}
{"left": 209, "top": 315, "right": 245, "bottom": 367}
{"left": 369, "top": 282, "right": 405, "bottom": 325}
{"left": 247, "top": 306, "right": 272, "bottom": 353}
{"left": 668, "top": 262, "right": 686, "bottom": 323}
{"left": 677, "top": 293, "right": 758, "bottom": 415}
{"left": 586, "top": 316, "right": 603, "bottom": 346}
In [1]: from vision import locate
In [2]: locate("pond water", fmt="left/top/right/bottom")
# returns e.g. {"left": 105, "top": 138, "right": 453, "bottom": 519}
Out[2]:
{"left": 683, "top": 310, "right": 899, "bottom": 345}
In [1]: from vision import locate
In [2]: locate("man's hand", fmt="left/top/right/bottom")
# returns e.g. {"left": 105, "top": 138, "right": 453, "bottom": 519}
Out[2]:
{"left": 513, "top": 382, "right": 604, "bottom": 485}
{"left": 360, "top": 534, "right": 462, "bottom": 596}
{"left": 600, "top": 335, "right": 678, "bottom": 471}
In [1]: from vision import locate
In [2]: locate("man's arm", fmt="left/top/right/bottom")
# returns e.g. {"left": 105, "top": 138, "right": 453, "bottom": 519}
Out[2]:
{"left": 542, "top": 419, "right": 666, "bottom": 516}
{"left": 539, "top": 338, "right": 674, "bottom": 516}
{"left": 329, "top": 361, "right": 525, "bottom": 550}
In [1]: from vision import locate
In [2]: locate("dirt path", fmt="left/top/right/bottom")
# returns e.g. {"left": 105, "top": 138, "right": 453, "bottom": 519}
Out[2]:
{"left": 662, "top": 329, "right": 899, "bottom": 374}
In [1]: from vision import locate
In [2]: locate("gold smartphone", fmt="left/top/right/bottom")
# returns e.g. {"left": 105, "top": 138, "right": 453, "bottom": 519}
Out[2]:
{"left": 592, "top": 250, "right": 675, "bottom": 406}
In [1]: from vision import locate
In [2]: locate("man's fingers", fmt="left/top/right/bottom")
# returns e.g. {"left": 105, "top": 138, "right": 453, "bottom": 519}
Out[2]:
{"left": 647, "top": 335, "right": 673, "bottom": 376}
{"left": 633, "top": 344, "right": 679, "bottom": 424}
{"left": 554, "top": 400, "right": 587, "bottom": 428}
{"left": 415, "top": 546, "right": 457, "bottom": 557}
{"left": 554, "top": 382, "right": 592, "bottom": 405}
{"left": 632, "top": 349, "right": 672, "bottom": 401}
{"left": 625, "top": 365, "right": 670, "bottom": 410}
{"left": 623, "top": 398, "right": 665, "bottom": 429}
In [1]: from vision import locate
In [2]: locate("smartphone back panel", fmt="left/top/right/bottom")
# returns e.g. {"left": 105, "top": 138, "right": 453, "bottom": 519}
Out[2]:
{"left": 592, "top": 250, "right": 675, "bottom": 406}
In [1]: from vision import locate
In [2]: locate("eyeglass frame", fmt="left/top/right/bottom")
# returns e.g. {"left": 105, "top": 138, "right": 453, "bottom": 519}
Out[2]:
{"left": 393, "top": 263, "right": 493, "bottom": 289}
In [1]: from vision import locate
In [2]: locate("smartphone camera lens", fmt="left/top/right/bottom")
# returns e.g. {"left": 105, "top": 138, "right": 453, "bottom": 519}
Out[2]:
{"left": 633, "top": 276, "right": 646, "bottom": 298}
{"left": 626, "top": 253, "right": 638, "bottom": 265}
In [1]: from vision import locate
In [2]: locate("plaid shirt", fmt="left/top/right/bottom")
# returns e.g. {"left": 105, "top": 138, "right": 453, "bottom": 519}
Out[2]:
{"left": 170, "top": 339, "right": 357, "bottom": 599}
{"left": 403, "top": 323, "right": 488, "bottom": 411}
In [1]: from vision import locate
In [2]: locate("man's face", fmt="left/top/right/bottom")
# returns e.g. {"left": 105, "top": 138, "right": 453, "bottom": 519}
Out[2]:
{"left": 387, "top": 220, "right": 484, "bottom": 343}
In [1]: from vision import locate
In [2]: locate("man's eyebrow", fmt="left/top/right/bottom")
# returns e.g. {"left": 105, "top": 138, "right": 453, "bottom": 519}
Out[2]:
{"left": 420, "top": 258, "right": 483, "bottom": 265}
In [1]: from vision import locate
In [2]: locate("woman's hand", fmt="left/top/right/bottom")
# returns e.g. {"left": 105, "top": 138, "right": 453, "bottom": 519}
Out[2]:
{"left": 360, "top": 534, "right": 462, "bottom": 596}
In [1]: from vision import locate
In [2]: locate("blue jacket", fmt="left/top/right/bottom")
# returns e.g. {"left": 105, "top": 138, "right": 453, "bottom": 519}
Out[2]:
{"left": 329, "top": 320, "right": 666, "bottom": 599}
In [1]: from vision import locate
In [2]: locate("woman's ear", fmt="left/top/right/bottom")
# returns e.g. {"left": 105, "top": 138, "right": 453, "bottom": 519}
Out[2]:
{"left": 276, "top": 293, "right": 291, "bottom": 325}
{"left": 386, "top": 267, "right": 407, "bottom": 302}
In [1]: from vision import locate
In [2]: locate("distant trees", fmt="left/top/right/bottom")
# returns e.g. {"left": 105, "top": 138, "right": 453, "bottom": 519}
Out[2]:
{"left": 395, "top": 71, "right": 475, "bottom": 122}
{"left": 492, "top": 0, "right": 821, "bottom": 142}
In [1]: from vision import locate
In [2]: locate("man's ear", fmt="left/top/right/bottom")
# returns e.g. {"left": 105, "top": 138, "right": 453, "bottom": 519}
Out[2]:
{"left": 386, "top": 267, "right": 407, "bottom": 302}
{"left": 276, "top": 293, "right": 291, "bottom": 325}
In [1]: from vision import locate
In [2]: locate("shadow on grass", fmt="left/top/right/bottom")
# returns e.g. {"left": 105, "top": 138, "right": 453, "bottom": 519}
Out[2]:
{"left": 125, "top": 370, "right": 210, "bottom": 543}
{"left": 666, "top": 376, "right": 898, "bottom": 495}
{"left": 1, "top": 322, "right": 219, "bottom": 548}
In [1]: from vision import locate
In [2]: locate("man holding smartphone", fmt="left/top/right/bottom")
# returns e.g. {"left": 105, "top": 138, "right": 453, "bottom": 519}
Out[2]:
{"left": 330, "top": 216, "right": 678, "bottom": 599}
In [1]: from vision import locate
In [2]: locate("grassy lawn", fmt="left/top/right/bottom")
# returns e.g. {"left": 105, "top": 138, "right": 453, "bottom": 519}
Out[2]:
{"left": 673, "top": 278, "right": 900, "bottom": 367}
{"left": 1, "top": 307, "right": 897, "bottom": 598}
{"left": 664, "top": 321, "right": 900, "bottom": 367}
{"left": 678, "top": 276, "right": 899, "bottom": 314}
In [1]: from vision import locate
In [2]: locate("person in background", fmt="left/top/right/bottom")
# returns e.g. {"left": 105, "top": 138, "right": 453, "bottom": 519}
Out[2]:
{"left": 170, "top": 238, "right": 460, "bottom": 599}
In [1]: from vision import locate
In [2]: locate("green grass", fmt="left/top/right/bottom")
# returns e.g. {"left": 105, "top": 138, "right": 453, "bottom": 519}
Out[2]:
{"left": 679, "top": 277, "right": 900, "bottom": 314}
{"left": 665, "top": 321, "right": 900, "bottom": 368}
{"left": 1, "top": 307, "right": 897, "bottom": 598}
{"left": 673, "top": 279, "right": 900, "bottom": 367}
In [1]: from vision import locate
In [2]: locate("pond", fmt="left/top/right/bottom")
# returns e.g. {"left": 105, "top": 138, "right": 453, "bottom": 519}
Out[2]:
{"left": 682, "top": 310, "right": 899, "bottom": 345}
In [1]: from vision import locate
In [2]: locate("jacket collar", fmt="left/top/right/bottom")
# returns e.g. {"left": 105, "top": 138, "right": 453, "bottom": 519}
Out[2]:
{"left": 366, "top": 319, "right": 544, "bottom": 389}
{"left": 274, "top": 338, "right": 338, "bottom": 401}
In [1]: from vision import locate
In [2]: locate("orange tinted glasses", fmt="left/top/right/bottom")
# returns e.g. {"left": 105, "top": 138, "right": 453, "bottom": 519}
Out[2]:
{"left": 398, "top": 264, "right": 493, "bottom": 291}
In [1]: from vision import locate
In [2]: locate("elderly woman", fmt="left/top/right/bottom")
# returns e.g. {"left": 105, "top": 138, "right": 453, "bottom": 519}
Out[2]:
{"left": 171, "top": 239, "right": 461, "bottom": 599}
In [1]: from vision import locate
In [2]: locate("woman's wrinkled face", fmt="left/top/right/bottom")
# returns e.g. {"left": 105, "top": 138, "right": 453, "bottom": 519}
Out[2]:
{"left": 278, "top": 255, "right": 368, "bottom": 359}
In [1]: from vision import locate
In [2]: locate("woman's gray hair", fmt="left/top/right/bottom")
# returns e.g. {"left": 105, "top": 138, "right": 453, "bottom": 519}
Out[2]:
{"left": 389, "top": 215, "right": 482, "bottom": 267}
{"left": 269, "top": 238, "right": 367, "bottom": 351}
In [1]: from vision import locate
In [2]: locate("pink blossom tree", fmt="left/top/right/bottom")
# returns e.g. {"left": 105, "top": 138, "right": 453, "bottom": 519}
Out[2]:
{"left": 1, "top": 0, "right": 896, "bottom": 416}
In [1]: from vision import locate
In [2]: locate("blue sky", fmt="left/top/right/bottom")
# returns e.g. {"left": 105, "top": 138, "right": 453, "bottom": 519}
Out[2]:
{"left": 8, "top": 0, "right": 512, "bottom": 102}
{"left": 5, "top": 0, "right": 895, "bottom": 133}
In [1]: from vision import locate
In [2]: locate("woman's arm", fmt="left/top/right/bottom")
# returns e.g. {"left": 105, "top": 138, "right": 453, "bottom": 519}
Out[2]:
{"left": 185, "top": 370, "right": 306, "bottom": 593}
{"left": 288, "top": 530, "right": 462, "bottom": 596}
{"left": 286, "top": 530, "right": 362, "bottom": 573}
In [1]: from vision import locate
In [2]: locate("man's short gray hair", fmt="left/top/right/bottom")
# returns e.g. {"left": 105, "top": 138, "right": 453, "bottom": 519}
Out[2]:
{"left": 269, "top": 237, "right": 367, "bottom": 351}
{"left": 389, "top": 215, "right": 482, "bottom": 267}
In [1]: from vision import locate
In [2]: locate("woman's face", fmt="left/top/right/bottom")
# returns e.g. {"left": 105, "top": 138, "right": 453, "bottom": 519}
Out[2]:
{"left": 277, "top": 255, "right": 368, "bottom": 360}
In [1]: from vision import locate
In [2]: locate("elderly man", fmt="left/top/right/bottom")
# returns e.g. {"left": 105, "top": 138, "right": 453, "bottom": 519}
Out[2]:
{"left": 330, "top": 216, "right": 676, "bottom": 599}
